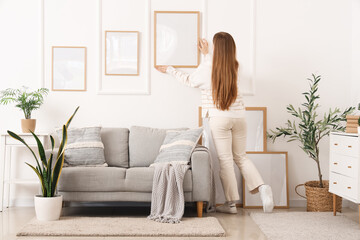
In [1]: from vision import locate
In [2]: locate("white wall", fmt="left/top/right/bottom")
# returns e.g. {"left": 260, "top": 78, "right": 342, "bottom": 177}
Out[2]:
{"left": 0, "top": 0, "right": 356, "bottom": 207}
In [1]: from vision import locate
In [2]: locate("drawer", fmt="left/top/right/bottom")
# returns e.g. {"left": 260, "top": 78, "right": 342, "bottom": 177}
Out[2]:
{"left": 5, "top": 135, "right": 41, "bottom": 146}
{"left": 330, "top": 172, "right": 358, "bottom": 201}
{"left": 330, "top": 134, "right": 359, "bottom": 157}
{"left": 330, "top": 153, "right": 357, "bottom": 178}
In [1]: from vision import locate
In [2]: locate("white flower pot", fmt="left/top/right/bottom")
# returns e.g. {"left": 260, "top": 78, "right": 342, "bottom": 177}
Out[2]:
{"left": 358, "top": 126, "right": 360, "bottom": 134}
{"left": 34, "top": 195, "right": 63, "bottom": 221}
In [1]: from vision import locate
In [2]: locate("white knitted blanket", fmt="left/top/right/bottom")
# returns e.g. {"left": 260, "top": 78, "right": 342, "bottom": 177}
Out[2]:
{"left": 148, "top": 162, "right": 190, "bottom": 223}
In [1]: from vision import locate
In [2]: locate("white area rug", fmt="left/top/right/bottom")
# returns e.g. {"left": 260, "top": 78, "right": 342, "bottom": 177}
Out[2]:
{"left": 250, "top": 212, "right": 360, "bottom": 240}
{"left": 17, "top": 216, "right": 225, "bottom": 237}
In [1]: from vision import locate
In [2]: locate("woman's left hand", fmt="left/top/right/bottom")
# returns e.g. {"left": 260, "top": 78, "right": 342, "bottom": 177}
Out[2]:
{"left": 198, "top": 39, "right": 209, "bottom": 55}
{"left": 155, "top": 65, "right": 169, "bottom": 73}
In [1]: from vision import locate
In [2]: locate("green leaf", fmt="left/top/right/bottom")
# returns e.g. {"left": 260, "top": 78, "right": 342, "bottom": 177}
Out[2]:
{"left": 7, "top": 130, "right": 43, "bottom": 175}
{"left": 25, "top": 162, "right": 46, "bottom": 196}
{"left": 50, "top": 135, "right": 55, "bottom": 151}
{"left": 30, "top": 131, "right": 47, "bottom": 168}
{"left": 65, "top": 106, "right": 79, "bottom": 129}
{"left": 51, "top": 125, "right": 67, "bottom": 196}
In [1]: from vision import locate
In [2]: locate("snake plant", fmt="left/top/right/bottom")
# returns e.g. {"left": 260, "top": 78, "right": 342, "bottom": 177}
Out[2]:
{"left": 268, "top": 74, "right": 354, "bottom": 188}
{"left": 7, "top": 107, "right": 79, "bottom": 197}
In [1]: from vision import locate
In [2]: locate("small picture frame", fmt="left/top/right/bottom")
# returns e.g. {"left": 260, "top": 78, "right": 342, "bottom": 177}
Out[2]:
{"left": 105, "top": 31, "right": 139, "bottom": 75}
{"left": 243, "top": 152, "right": 289, "bottom": 209}
{"left": 52, "top": 46, "right": 87, "bottom": 91}
{"left": 154, "top": 11, "right": 200, "bottom": 68}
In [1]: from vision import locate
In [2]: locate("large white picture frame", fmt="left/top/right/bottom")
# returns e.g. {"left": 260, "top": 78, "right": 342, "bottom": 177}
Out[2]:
{"left": 243, "top": 152, "right": 289, "bottom": 208}
{"left": 154, "top": 11, "right": 200, "bottom": 68}
{"left": 52, "top": 46, "right": 86, "bottom": 91}
{"left": 105, "top": 31, "right": 139, "bottom": 75}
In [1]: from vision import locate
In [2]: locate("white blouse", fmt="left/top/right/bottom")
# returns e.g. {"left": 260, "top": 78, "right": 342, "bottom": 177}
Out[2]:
{"left": 166, "top": 54, "right": 246, "bottom": 118}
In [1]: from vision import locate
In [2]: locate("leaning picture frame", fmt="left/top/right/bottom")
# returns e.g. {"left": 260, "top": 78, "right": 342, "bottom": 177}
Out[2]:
{"left": 243, "top": 152, "right": 289, "bottom": 209}
{"left": 245, "top": 107, "right": 267, "bottom": 152}
{"left": 52, "top": 46, "right": 87, "bottom": 91}
{"left": 154, "top": 11, "right": 200, "bottom": 68}
{"left": 199, "top": 106, "right": 267, "bottom": 152}
{"left": 105, "top": 31, "right": 139, "bottom": 75}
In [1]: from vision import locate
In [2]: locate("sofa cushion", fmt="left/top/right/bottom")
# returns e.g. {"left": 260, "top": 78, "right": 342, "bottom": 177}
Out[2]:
{"left": 129, "top": 126, "right": 168, "bottom": 167}
{"left": 57, "top": 126, "right": 106, "bottom": 166}
{"left": 101, "top": 128, "right": 129, "bottom": 168}
{"left": 155, "top": 128, "right": 203, "bottom": 164}
{"left": 124, "top": 167, "right": 192, "bottom": 192}
{"left": 58, "top": 167, "right": 126, "bottom": 192}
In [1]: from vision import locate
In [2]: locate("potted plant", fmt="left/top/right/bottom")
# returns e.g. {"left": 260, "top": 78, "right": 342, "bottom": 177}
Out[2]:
{"left": 268, "top": 74, "right": 354, "bottom": 212}
{"left": 0, "top": 86, "right": 49, "bottom": 133}
{"left": 7, "top": 107, "right": 79, "bottom": 221}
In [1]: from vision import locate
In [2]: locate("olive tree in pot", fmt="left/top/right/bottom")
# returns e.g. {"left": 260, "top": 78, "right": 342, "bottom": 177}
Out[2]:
{"left": 268, "top": 74, "right": 354, "bottom": 212}
{"left": 7, "top": 107, "right": 79, "bottom": 221}
{"left": 0, "top": 86, "right": 49, "bottom": 133}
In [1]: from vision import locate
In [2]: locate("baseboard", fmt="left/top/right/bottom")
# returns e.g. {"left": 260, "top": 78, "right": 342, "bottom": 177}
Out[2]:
{"left": 9, "top": 198, "right": 355, "bottom": 210}
{"left": 289, "top": 199, "right": 307, "bottom": 208}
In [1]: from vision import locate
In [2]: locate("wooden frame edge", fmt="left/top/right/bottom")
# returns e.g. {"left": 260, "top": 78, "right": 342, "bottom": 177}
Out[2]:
{"left": 52, "top": 46, "right": 87, "bottom": 92}
{"left": 242, "top": 151, "right": 289, "bottom": 209}
{"left": 104, "top": 31, "right": 140, "bottom": 76}
{"left": 154, "top": 11, "right": 200, "bottom": 68}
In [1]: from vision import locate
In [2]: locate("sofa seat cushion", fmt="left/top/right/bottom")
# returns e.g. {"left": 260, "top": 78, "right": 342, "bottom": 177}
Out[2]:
{"left": 125, "top": 167, "right": 192, "bottom": 192}
{"left": 58, "top": 167, "right": 126, "bottom": 192}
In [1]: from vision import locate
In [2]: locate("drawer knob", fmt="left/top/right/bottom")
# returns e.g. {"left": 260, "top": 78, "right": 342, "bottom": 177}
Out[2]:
{"left": 333, "top": 182, "right": 337, "bottom": 184}
{"left": 334, "top": 162, "right": 338, "bottom": 165}
{"left": 347, "top": 186, "right": 352, "bottom": 189}
{"left": 334, "top": 143, "right": 338, "bottom": 146}
{"left": 348, "top": 166, "right": 352, "bottom": 168}
{"left": 348, "top": 145, "right": 352, "bottom": 148}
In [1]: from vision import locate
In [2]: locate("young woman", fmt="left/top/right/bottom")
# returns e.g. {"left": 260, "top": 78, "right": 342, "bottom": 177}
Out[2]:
{"left": 156, "top": 32, "right": 274, "bottom": 213}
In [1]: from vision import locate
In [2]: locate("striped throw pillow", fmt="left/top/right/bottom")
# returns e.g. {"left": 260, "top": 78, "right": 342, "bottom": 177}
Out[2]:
{"left": 56, "top": 126, "right": 107, "bottom": 167}
{"left": 154, "top": 128, "right": 203, "bottom": 164}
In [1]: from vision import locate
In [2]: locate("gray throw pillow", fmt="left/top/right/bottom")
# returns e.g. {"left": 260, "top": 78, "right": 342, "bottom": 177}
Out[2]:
{"left": 154, "top": 128, "right": 203, "bottom": 164}
{"left": 129, "top": 126, "right": 188, "bottom": 167}
{"left": 56, "top": 126, "right": 107, "bottom": 167}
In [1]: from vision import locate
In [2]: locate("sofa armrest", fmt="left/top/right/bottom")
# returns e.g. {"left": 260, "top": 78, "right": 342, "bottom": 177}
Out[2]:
{"left": 191, "top": 146, "right": 211, "bottom": 202}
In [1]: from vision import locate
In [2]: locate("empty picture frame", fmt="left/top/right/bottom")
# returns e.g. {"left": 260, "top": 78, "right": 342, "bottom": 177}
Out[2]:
{"left": 243, "top": 152, "right": 289, "bottom": 208}
{"left": 245, "top": 107, "right": 267, "bottom": 152}
{"left": 105, "top": 31, "right": 139, "bottom": 75}
{"left": 52, "top": 46, "right": 86, "bottom": 91}
{"left": 154, "top": 11, "right": 200, "bottom": 68}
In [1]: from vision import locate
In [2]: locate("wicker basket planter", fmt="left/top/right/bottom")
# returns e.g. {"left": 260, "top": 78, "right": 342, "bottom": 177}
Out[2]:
{"left": 295, "top": 180, "right": 342, "bottom": 212}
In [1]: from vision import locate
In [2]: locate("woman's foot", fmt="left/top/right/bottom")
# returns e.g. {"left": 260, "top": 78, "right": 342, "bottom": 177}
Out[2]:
{"left": 259, "top": 185, "right": 274, "bottom": 213}
{"left": 216, "top": 201, "right": 238, "bottom": 214}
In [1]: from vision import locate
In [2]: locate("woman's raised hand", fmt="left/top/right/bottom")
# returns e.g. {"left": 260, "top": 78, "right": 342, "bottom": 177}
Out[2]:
{"left": 198, "top": 38, "right": 209, "bottom": 55}
{"left": 155, "top": 65, "right": 168, "bottom": 73}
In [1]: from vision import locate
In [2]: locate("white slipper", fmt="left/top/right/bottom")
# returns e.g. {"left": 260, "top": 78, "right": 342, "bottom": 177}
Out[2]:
{"left": 216, "top": 202, "right": 238, "bottom": 214}
{"left": 259, "top": 185, "right": 274, "bottom": 213}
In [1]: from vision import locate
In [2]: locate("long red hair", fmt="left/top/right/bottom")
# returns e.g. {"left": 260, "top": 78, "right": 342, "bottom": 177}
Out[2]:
{"left": 211, "top": 32, "right": 239, "bottom": 111}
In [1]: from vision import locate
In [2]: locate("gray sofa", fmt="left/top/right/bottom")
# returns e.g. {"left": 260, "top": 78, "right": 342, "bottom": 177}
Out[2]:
{"left": 47, "top": 126, "right": 211, "bottom": 217}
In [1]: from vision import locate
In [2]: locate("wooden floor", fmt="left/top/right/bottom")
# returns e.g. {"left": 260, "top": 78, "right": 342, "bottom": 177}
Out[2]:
{"left": 0, "top": 206, "right": 358, "bottom": 240}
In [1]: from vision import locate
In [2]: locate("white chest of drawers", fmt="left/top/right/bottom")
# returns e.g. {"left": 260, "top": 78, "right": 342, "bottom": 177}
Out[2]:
{"left": 329, "top": 132, "right": 359, "bottom": 222}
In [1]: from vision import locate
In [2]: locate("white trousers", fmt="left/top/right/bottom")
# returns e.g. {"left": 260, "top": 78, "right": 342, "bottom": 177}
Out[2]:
{"left": 209, "top": 117, "right": 264, "bottom": 201}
